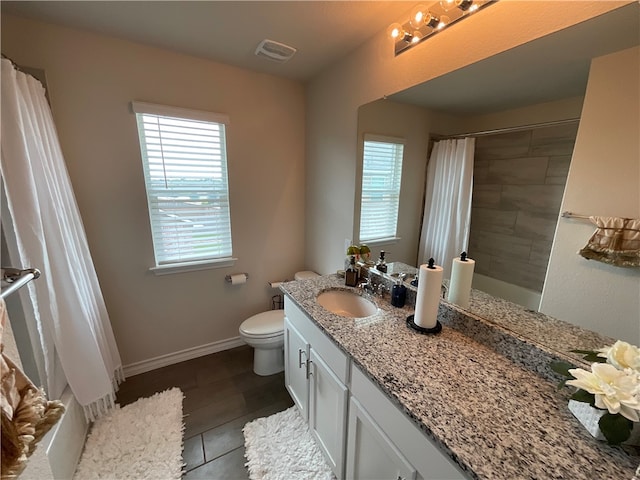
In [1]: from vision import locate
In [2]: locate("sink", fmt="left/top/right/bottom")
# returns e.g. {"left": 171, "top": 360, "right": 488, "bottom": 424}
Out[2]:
{"left": 317, "top": 289, "right": 378, "bottom": 318}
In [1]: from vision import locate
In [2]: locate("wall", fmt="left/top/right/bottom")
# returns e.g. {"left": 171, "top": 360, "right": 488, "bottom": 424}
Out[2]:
{"left": 470, "top": 123, "right": 578, "bottom": 293}
{"left": 541, "top": 46, "right": 640, "bottom": 344}
{"left": 305, "top": 1, "right": 624, "bottom": 276}
{"left": 355, "top": 100, "right": 457, "bottom": 265}
{"left": 1, "top": 15, "right": 306, "bottom": 368}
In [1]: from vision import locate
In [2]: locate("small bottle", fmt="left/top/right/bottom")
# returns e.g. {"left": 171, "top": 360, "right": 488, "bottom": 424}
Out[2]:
{"left": 391, "top": 274, "right": 406, "bottom": 308}
{"left": 345, "top": 256, "right": 359, "bottom": 287}
{"left": 375, "top": 250, "right": 387, "bottom": 273}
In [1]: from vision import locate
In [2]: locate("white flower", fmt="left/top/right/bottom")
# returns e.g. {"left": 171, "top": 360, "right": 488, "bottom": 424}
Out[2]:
{"left": 598, "top": 340, "right": 640, "bottom": 371}
{"left": 567, "top": 362, "right": 640, "bottom": 422}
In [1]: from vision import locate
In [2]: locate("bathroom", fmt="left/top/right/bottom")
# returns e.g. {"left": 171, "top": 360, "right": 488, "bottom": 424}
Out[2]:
{"left": 1, "top": 1, "right": 638, "bottom": 479}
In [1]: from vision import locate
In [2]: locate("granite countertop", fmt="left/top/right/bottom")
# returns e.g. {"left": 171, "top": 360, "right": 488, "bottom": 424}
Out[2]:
{"left": 280, "top": 274, "right": 639, "bottom": 480}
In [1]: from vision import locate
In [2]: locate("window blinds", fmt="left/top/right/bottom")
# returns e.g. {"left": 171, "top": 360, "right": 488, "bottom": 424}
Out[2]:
{"left": 359, "top": 135, "right": 404, "bottom": 242}
{"left": 133, "top": 102, "right": 233, "bottom": 265}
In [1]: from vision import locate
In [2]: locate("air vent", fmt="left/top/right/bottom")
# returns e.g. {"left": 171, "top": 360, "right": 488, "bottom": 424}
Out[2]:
{"left": 254, "top": 39, "right": 297, "bottom": 63}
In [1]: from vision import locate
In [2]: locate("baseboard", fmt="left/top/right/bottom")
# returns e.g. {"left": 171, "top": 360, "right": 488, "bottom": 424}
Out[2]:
{"left": 123, "top": 336, "right": 246, "bottom": 377}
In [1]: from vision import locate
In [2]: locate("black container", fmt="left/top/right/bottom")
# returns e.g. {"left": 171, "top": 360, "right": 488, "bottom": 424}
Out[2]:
{"left": 391, "top": 283, "right": 406, "bottom": 308}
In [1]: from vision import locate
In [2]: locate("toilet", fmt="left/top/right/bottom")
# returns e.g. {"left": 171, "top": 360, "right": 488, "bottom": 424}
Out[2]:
{"left": 239, "top": 271, "right": 319, "bottom": 376}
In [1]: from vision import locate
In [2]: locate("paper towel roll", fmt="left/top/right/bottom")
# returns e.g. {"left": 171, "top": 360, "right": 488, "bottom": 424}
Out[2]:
{"left": 413, "top": 261, "right": 443, "bottom": 329}
{"left": 229, "top": 273, "right": 247, "bottom": 285}
{"left": 448, "top": 255, "right": 475, "bottom": 309}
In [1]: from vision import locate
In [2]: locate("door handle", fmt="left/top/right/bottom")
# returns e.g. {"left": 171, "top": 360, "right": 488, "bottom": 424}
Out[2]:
{"left": 298, "top": 349, "right": 306, "bottom": 369}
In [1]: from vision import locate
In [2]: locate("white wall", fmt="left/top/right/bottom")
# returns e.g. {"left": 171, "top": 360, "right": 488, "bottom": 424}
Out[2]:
{"left": 541, "top": 46, "right": 640, "bottom": 344}
{"left": 305, "top": 0, "right": 624, "bottom": 276}
{"left": 1, "top": 15, "right": 306, "bottom": 367}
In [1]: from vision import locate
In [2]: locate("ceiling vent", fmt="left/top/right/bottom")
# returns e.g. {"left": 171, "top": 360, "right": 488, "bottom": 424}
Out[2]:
{"left": 254, "top": 39, "right": 297, "bottom": 63}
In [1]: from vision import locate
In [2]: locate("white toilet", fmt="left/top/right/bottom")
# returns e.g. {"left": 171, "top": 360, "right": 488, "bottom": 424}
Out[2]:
{"left": 239, "top": 271, "right": 319, "bottom": 376}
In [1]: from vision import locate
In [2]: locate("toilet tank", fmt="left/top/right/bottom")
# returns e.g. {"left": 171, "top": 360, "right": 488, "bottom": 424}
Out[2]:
{"left": 294, "top": 271, "right": 319, "bottom": 281}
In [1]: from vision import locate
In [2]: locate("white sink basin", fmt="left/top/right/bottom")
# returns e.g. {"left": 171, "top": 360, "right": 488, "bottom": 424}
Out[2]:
{"left": 317, "top": 290, "right": 378, "bottom": 318}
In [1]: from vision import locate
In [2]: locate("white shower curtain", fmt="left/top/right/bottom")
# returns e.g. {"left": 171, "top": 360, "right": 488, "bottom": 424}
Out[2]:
{"left": 418, "top": 137, "right": 475, "bottom": 279}
{"left": 0, "top": 58, "right": 123, "bottom": 421}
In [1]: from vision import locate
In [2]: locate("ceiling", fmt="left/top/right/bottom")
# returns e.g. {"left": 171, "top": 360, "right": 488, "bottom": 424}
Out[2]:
{"left": 1, "top": 1, "right": 415, "bottom": 81}
{"left": 2, "top": 1, "right": 638, "bottom": 114}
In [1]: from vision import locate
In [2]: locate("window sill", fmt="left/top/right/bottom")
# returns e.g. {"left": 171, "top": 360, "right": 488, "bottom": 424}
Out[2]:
{"left": 150, "top": 257, "right": 237, "bottom": 276}
{"left": 360, "top": 237, "right": 401, "bottom": 246}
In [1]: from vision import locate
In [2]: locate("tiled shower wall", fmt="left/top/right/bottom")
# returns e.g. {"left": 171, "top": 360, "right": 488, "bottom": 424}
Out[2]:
{"left": 468, "top": 123, "right": 578, "bottom": 293}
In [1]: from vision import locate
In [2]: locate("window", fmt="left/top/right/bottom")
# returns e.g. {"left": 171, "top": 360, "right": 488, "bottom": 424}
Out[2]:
{"left": 359, "top": 134, "right": 405, "bottom": 243}
{"left": 132, "top": 101, "right": 233, "bottom": 271}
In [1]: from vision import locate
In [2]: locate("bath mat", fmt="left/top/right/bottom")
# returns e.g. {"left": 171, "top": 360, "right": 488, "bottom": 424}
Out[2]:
{"left": 243, "top": 406, "right": 335, "bottom": 480}
{"left": 73, "top": 388, "right": 184, "bottom": 480}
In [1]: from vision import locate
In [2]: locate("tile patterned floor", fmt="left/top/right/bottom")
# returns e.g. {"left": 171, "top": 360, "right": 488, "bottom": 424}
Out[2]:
{"left": 116, "top": 345, "right": 293, "bottom": 479}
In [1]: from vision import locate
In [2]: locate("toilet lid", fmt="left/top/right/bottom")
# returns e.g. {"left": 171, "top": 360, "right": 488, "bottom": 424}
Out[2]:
{"left": 294, "top": 271, "right": 319, "bottom": 281}
{"left": 240, "top": 310, "right": 284, "bottom": 337}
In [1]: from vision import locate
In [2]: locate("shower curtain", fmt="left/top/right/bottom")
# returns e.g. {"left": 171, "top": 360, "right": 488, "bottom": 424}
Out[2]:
{"left": 0, "top": 58, "right": 123, "bottom": 421}
{"left": 418, "top": 137, "right": 475, "bottom": 279}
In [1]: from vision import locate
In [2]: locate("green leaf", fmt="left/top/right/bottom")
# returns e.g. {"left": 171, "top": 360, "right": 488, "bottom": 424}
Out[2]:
{"left": 570, "top": 349, "right": 606, "bottom": 363}
{"left": 550, "top": 361, "right": 574, "bottom": 378}
{"left": 599, "top": 413, "right": 632, "bottom": 445}
{"left": 571, "top": 390, "right": 596, "bottom": 406}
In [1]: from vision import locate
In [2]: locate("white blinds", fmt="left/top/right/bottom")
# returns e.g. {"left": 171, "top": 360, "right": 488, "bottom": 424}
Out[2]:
{"left": 133, "top": 102, "right": 233, "bottom": 265}
{"left": 359, "top": 135, "right": 404, "bottom": 242}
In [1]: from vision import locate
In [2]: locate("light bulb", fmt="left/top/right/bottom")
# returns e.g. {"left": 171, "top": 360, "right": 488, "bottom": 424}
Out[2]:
{"left": 440, "top": 0, "right": 456, "bottom": 11}
{"left": 409, "top": 4, "right": 427, "bottom": 29}
{"left": 468, "top": 3, "right": 479, "bottom": 12}
{"left": 387, "top": 22, "right": 412, "bottom": 43}
{"left": 411, "top": 31, "right": 423, "bottom": 44}
{"left": 387, "top": 23, "right": 404, "bottom": 40}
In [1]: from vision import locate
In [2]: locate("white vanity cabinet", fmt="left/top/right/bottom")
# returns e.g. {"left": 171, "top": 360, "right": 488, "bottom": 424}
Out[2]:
{"left": 284, "top": 297, "right": 349, "bottom": 479}
{"left": 284, "top": 296, "right": 465, "bottom": 480}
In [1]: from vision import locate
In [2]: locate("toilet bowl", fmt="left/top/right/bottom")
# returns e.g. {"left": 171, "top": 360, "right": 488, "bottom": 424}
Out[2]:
{"left": 239, "top": 270, "right": 319, "bottom": 376}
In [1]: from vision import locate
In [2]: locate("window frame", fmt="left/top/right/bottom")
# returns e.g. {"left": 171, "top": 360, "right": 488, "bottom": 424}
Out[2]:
{"left": 132, "top": 101, "right": 236, "bottom": 275}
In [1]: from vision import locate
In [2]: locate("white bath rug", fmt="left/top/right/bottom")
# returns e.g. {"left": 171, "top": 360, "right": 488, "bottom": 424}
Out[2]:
{"left": 243, "top": 406, "right": 335, "bottom": 480}
{"left": 73, "top": 388, "right": 184, "bottom": 480}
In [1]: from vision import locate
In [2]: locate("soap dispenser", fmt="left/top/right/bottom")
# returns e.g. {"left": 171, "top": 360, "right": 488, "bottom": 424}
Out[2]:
{"left": 345, "top": 255, "right": 359, "bottom": 287}
{"left": 375, "top": 250, "right": 388, "bottom": 273}
{"left": 391, "top": 273, "right": 406, "bottom": 308}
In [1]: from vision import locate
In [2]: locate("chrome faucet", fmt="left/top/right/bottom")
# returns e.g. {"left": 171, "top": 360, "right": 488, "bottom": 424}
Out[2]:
{"left": 358, "top": 278, "right": 375, "bottom": 295}
{"left": 376, "top": 283, "right": 388, "bottom": 299}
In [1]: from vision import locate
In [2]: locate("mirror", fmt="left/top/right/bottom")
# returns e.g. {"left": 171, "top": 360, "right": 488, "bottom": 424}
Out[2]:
{"left": 356, "top": 5, "right": 639, "bottom": 342}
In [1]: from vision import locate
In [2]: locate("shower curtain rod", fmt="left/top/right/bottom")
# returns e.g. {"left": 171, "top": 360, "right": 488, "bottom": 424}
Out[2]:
{"left": 433, "top": 118, "right": 580, "bottom": 140}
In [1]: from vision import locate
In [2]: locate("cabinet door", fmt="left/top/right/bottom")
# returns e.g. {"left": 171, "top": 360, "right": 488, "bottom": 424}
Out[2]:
{"left": 346, "top": 397, "right": 417, "bottom": 480}
{"left": 284, "top": 317, "right": 310, "bottom": 420}
{"left": 309, "top": 348, "right": 348, "bottom": 479}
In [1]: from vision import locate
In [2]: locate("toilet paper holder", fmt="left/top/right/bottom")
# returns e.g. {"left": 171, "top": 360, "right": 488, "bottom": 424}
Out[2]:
{"left": 225, "top": 273, "right": 249, "bottom": 283}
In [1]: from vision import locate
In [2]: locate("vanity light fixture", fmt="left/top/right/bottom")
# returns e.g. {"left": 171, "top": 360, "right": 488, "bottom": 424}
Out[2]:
{"left": 390, "top": 0, "right": 497, "bottom": 55}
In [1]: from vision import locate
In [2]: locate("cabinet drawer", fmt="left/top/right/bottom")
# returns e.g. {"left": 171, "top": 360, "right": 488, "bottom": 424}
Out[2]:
{"left": 284, "top": 296, "right": 349, "bottom": 384}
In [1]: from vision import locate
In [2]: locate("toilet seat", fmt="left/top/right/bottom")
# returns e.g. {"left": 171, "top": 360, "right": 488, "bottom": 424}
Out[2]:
{"left": 239, "top": 310, "right": 284, "bottom": 338}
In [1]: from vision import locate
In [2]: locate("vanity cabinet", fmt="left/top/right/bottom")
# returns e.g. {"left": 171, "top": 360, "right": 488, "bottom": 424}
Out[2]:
{"left": 284, "top": 297, "right": 348, "bottom": 479}
{"left": 284, "top": 296, "right": 464, "bottom": 480}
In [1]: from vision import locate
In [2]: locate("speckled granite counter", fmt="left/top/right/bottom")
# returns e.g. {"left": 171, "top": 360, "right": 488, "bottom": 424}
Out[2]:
{"left": 281, "top": 274, "right": 639, "bottom": 480}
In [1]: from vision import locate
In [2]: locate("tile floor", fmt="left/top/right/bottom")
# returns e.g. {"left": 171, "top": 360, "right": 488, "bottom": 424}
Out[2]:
{"left": 116, "top": 344, "right": 293, "bottom": 479}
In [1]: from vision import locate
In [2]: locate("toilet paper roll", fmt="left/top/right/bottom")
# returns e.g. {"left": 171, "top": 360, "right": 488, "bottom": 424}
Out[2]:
{"left": 448, "top": 257, "right": 475, "bottom": 309}
{"left": 413, "top": 262, "right": 443, "bottom": 329}
{"left": 229, "top": 273, "right": 248, "bottom": 285}
{"left": 269, "top": 281, "right": 283, "bottom": 289}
